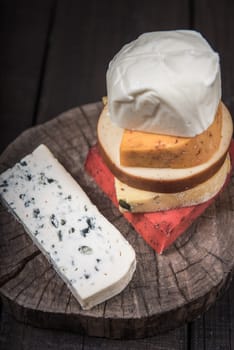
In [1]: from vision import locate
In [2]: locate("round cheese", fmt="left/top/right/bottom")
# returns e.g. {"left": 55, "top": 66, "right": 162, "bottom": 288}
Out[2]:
{"left": 115, "top": 155, "right": 231, "bottom": 213}
{"left": 107, "top": 30, "right": 221, "bottom": 137}
{"left": 97, "top": 102, "right": 233, "bottom": 193}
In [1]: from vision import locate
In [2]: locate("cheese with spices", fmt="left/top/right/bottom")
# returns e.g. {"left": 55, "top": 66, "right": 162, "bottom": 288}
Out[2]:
{"left": 115, "top": 154, "right": 231, "bottom": 212}
{"left": 97, "top": 102, "right": 233, "bottom": 192}
{"left": 120, "top": 103, "right": 222, "bottom": 168}
{"left": 0, "top": 144, "right": 136, "bottom": 310}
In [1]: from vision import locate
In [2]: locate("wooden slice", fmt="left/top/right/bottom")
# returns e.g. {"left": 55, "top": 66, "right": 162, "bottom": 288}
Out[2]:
{"left": 0, "top": 102, "right": 234, "bottom": 339}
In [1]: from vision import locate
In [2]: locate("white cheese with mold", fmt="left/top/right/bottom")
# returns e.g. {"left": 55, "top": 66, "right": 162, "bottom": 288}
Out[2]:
{"left": 0, "top": 144, "right": 136, "bottom": 310}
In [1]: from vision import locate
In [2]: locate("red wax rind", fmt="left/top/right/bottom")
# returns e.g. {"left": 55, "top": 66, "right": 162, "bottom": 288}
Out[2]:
{"left": 85, "top": 141, "right": 234, "bottom": 254}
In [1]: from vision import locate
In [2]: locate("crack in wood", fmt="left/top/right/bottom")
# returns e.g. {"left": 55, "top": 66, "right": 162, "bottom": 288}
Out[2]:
{"left": 176, "top": 254, "right": 210, "bottom": 274}
{"left": 200, "top": 266, "right": 217, "bottom": 284}
{"left": 138, "top": 282, "right": 151, "bottom": 316}
{"left": 64, "top": 291, "right": 72, "bottom": 314}
{"left": 48, "top": 279, "right": 66, "bottom": 308}
{"left": 8, "top": 233, "right": 27, "bottom": 242}
{"left": 74, "top": 113, "right": 93, "bottom": 148}
{"left": 173, "top": 243, "right": 211, "bottom": 276}
{"left": 190, "top": 238, "right": 230, "bottom": 267}
{"left": 13, "top": 266, "right": 52, "bottom": 302}
{"left": 36, "top": 270, "right": 56, "bottom": 309}
{"left": 102, "top": 299, "right": 107, "bottom": 318}
{"left": 48, "top": 281, "right": 68, "bottom": 309}
{"left": 79, "top": 105, "right": 97, "bottom": 139}
{"left": 194, "top": 274, "right": 214, "bottom": 290}
{"left": 38, "top": 127, "right": 60, "bottom": 150}
{"left": 102, "top": 300, "right": 108, "bottom": 337}
{"left": 9, "top": 268, "right": 38, "bottom": 294}
{"left": 174, "top": 244, "right": 191, "bottom": 265}
{"left": 0, "top": 250, "right": 41, "bottom": 288}
{"left": 132, "top": 280, "right": 158, "bottom": 289}
{"left": 13, "top": 243, "right": 36, "bottom": 256}
{"left": 120, "top": 290, "right": 125, "bottom": 317}
{"left": 41, "top": 122, "right": 84, "bottom": 171}
{"left": 168, "top": 262, "right": 189, "bottom": 303}
{"left": 174, "top": 225, "right": 196, "bottom": 249}
{"left": 204, "top": 249, "right": 230, "bottom": 266}
{"left": 58, "top": 282, "right": 68, "bottom": 300}
{"left": 154, "top": 252, "right": 161, "bottom": 308}
{"left": 0, "top": 217, "right": 15, "bottom": 227}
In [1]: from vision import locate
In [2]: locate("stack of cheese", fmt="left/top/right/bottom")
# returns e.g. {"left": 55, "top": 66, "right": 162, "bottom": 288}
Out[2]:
{"left": 97, "top": 30, "right": 233, "bottom": 213}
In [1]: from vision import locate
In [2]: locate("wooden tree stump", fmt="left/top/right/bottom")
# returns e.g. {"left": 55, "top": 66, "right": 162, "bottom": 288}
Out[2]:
{"left": 0, "top": 102, "right": 234, "bottom": 339}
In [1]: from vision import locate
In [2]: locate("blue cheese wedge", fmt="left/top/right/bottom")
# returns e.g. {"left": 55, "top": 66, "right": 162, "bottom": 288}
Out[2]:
{"left": 0, "top": 144, "right": 136, "bottom": 310}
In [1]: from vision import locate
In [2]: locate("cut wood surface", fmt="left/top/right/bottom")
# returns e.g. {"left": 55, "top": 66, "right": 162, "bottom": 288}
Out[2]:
{"left": 0, "top": 102, "right": 234, "bottom": 339}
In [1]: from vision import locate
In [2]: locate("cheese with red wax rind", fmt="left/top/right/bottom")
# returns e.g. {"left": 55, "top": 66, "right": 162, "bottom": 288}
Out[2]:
{"left": 85, "top": 142, "right": 234, "bottom": 254}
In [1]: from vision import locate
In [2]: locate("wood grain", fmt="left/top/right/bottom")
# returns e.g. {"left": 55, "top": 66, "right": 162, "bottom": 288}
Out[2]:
{"left": 0, "top": 102, "right": 234, "bottom": 339}
{"left": 0, "top": 309, "right": 187, "bottom": 350}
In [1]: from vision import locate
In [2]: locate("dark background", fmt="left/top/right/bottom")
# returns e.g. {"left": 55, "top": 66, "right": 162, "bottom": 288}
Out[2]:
{"left": 1, "top": 0, "right": 234, "bottom": 154}
{"left": 0, "top": 0, "right": 234, "bottom": 349}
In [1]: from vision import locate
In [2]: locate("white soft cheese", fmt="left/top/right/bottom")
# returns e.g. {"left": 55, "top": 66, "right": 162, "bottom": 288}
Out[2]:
{"left": 0, "top": 144, "right": 136, "bottom": 310}
{"left": 107, "top": 30, "right": 221, "bottom": 137}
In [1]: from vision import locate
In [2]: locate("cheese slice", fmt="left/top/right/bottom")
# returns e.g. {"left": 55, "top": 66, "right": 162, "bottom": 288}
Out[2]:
{"left": 120, "top": 103, "right": 222, "bottom": 168}
{"left": 115, "top": 154, "right": 231, "bottom": 212}
{"left": 0, "top": 144, "right": 136, "bottom": 310}
{"left": 97, "top": 102, "right": 233, "bottom": 192}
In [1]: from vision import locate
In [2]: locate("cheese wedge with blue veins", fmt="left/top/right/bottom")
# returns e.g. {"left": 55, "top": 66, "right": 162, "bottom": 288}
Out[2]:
{"left": 0, "top": 144, "right": 136, "bottom": 310}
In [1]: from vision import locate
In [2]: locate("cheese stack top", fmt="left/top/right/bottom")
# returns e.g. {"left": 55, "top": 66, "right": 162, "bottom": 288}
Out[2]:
{"left": 107, "top": 30, "right": 221, "bottom": 137}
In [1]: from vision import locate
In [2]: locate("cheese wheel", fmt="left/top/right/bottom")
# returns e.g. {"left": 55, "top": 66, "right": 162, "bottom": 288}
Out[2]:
{"left": 115, "top": 154, "right": 231, "bottom": 212}
{"left": 97, "top": 102, "right": 233, "bottom": 193}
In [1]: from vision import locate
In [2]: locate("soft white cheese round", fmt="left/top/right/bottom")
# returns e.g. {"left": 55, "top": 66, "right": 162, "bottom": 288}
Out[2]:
{"left": 106, "top": 30, "right": 221, "bottom": 137}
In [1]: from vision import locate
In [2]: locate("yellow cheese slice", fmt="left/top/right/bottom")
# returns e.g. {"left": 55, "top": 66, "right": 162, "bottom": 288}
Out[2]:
{"left": 120, "top": 103, "right": 222, "bottom": 168}
{"left": 115, "top": 154, "right": 231, "bottom": 212}
{"left": 97, "top": 102, "right": 233, "bottom": 193}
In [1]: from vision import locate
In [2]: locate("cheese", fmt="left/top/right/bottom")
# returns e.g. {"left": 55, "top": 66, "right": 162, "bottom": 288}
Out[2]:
{"left": 86, "top": 142, "right": 234, "bottom": 253}
{"left": 115, "top": 154, "right": 231, "bottom": 212}
{"left": 120, "top": 103, "right": 222, "bottom": 168}
{"left": 97, "top": 102, "right": 233, "bottom": 192}
{"left": 0, "top": 144, "right": 136, "bottom": 310}
{"left": 107, "top": 30, "right": 221, "bottom": 137}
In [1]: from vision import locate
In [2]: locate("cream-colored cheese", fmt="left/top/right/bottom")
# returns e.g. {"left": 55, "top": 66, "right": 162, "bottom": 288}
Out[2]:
{"left": 107, "top": 30, "right": 221, "bottom": 137}
{"left": 115, "top": 155, "right": 231, "bottom": 213}
{"left": 97, "top": 103, "right": 232, "bottom": 192}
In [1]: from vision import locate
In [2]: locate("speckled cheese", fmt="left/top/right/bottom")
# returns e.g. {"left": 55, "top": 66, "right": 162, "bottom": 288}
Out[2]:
{"left": 0, "top": 144, "right": 136, "bottom": 310}
{"left": 115, "top": 154, "right": 231, "bottom": 212}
